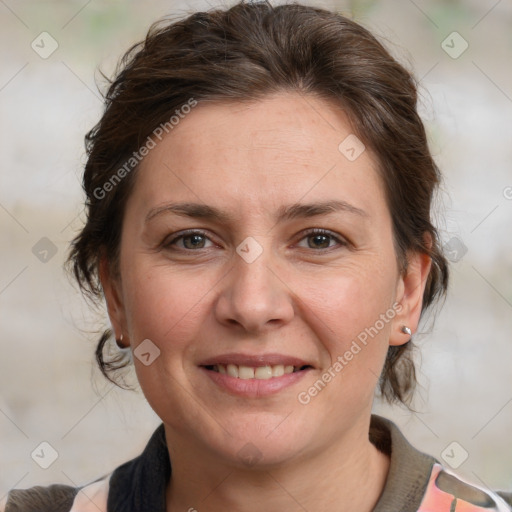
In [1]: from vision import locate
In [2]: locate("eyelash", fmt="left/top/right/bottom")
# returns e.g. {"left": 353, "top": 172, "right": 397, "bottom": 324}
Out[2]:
{"left": 163, "top": 228, "right": 347, "bottom": 252}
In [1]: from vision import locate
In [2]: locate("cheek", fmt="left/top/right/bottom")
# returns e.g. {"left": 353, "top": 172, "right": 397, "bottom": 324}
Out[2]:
{"left": 304, "top": 261, "right": 396, "bottom": 336}
{"left": 121, "top": 262, "right": 217, "bottom": 352}
{"left": 300, "top": 262, "right": 397, "bottom": 400}
{"left": 122, "top": 252, "right": 397, "bottom": 358}
{"left": 120, "top": 263, "right": 219, "bottom": 423}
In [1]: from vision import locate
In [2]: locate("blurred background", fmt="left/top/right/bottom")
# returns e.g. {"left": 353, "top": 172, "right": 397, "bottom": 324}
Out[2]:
{"left": 1, "top": 0, "right": 511, "bottom": 499}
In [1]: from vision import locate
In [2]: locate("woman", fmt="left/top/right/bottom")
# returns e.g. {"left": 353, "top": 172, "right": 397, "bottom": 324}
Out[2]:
{"left": 2, "top": 1, "right": 510, "bottom": 511}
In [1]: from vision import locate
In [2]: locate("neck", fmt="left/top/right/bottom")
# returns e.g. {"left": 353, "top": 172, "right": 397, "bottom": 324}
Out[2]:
{"left": 165, "top": 417, "right": 390, "bottom": 512}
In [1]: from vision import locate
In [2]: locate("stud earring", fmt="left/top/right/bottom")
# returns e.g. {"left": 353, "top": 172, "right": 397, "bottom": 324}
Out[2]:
{"left": 116, "top": 334, "right": 126, "bottom": 349}
{"left": 401, "top": 326, "right": 412, "bottom": 336}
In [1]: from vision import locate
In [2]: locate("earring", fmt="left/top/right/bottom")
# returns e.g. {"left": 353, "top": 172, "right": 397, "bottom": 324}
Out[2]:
{"left": 115, "top": 334, "right": 126, "bottom": 349}
{"left": 401, "top": 325, "right": 412, "bottom": 336}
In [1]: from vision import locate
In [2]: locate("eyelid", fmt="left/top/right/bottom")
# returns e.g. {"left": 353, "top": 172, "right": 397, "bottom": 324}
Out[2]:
{"left": 163, "top": 229, "right": 215, "bottom": 249}
{"left": 294, "top": 227, "right": 348, "bottom": 249}
{"left": 163, "top": 227, "right": 348, "bottom": 252}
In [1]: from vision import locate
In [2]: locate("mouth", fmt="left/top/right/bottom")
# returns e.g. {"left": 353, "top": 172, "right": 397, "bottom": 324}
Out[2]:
{"left": 202, "top": 363, "right": 313, "bottom": 380}
{"left": 198, "top": 353, "right": 314, "bottom": 397}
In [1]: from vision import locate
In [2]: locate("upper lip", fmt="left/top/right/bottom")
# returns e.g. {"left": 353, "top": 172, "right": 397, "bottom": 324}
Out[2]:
{"left": 198, "top": 353, "right": 314, "bottom": 368}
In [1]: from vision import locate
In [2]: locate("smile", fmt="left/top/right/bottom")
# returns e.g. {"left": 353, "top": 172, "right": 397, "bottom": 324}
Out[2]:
{"left": 204, "top": 364, "right": 312, "bottom": 379}
{"left": 198, "top": 354, "right": 314, "bottom": 397}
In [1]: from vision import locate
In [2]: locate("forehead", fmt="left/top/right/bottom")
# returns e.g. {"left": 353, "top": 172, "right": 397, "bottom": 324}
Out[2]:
{"left": 130, "top": 92, "right": 387, "bottom": 221}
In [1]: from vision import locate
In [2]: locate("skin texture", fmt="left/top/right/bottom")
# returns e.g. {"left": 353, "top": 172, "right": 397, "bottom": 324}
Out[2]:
{"left": 100, "top": 92, "right": 431, "bottom": 511}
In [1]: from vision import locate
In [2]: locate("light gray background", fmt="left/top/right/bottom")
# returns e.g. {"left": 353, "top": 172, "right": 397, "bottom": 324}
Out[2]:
{"left": 1, "top": 0, "right": 511, "bottom": 499}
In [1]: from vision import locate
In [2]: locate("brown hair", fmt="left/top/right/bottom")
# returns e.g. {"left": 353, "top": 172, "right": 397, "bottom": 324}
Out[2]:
{"left": 66, "top": 0, "right": 449, "bottom": 406}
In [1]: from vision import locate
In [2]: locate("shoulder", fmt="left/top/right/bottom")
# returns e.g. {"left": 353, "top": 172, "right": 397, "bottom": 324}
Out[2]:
{"left": 1, "top": 475, "right": 110, "bottom": 512}
{"left": 1, "top": 424, "right": 168, "bottom": 512}
{"left": 370, "top": 414, "right": 512, "bottom": 512}
{"left": 1, "top": 483, "right": 78, "bottom": 512}
{"left": 418, "top": 463, "right": 512, "bottom": 511}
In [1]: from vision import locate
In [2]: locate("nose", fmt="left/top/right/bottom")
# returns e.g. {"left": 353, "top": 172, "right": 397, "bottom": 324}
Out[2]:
{"left": 214, "top": 245, "right": 295, "bottom": 334}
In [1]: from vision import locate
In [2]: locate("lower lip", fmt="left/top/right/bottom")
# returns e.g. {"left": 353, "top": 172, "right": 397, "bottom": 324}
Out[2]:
{"left": 200, "top": 367, "right": 311, "bottom": 398}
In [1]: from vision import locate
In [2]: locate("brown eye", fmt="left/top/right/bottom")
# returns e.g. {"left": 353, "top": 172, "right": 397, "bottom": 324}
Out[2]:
{"left": 308, "top": 233, "right": 331, "bottom": 249}
{"left": 181, "top": 234, "right": 207, "bottom": 249}
{"left": 297, "top": 228, "right": 346, "bottom": 250}
{"left": 164, "top": 230, "right": 214, "bottom": 250}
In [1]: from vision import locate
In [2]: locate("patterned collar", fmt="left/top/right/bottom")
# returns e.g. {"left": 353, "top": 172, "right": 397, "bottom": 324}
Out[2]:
{"left": 64, "top": 414, "right": 510, "bottom": 512}
{"left": 105, "top": 414, "right": 436, "bottom": 511}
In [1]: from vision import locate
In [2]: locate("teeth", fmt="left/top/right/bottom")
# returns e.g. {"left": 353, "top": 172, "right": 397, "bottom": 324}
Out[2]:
{"left": 226, "top": 364, "right": 238, "bottom": 378}
{"left": 271, "top": 364, "right": 284, "bottom": 377}
{"left": 254, "top": 366, "right": 272, "bottom": 380}
{"left": 238, "top": 366, "right": 255, "bottom": 379}
{"left": 212, "top": 363, "right": 307, "bottom": 379}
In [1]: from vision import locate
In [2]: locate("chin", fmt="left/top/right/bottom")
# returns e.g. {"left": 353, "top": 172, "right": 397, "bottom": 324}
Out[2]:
{"left": 203, "top": 414, "right": 315, "bottom": 469}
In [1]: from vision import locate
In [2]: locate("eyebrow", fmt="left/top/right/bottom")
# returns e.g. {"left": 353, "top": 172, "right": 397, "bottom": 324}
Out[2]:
{"left": 145, "top": 199, "right": 368, "bottom": 224}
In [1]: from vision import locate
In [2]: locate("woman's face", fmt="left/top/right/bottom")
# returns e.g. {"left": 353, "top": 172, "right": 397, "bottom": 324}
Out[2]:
{"left": 102, "top": 92, "right": 429, "bottom": 466}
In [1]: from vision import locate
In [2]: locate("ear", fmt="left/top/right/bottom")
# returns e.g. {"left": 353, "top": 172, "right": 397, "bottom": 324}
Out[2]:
{"left": 99, "top": 255, "right": 129, "bottom": 348}
{"left": 389, "top": 243, "right": 432, "bottom": 347}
